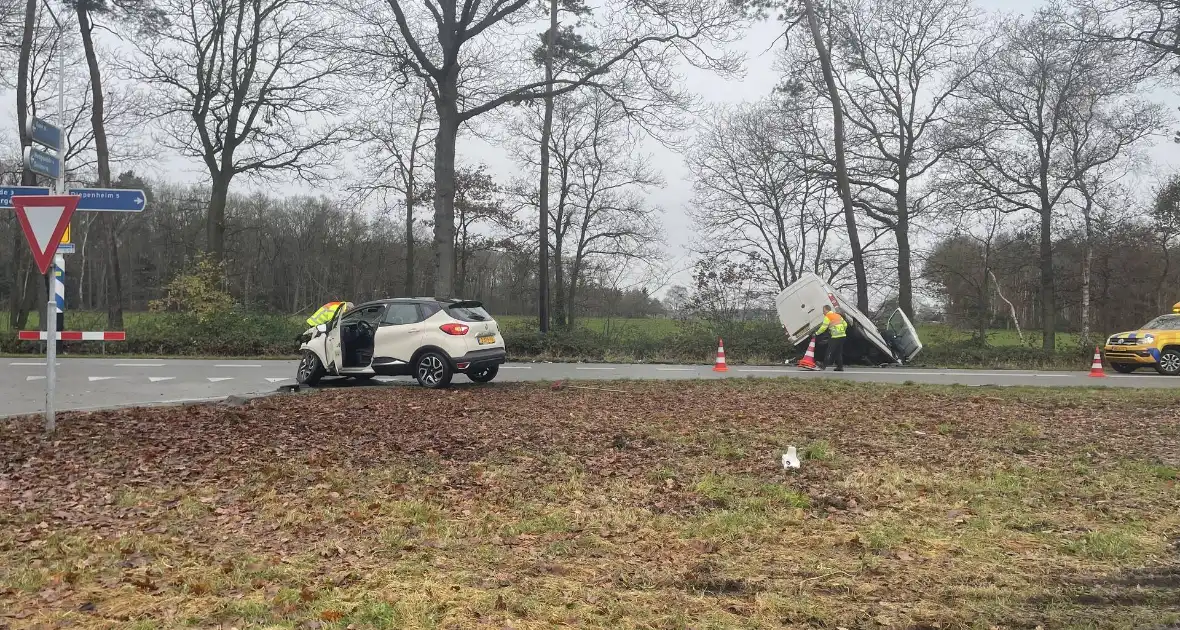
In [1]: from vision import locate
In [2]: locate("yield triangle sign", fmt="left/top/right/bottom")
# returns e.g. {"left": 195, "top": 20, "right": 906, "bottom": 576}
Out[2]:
{"left": 11, "top": 195, "right": 79, "bottom": 274}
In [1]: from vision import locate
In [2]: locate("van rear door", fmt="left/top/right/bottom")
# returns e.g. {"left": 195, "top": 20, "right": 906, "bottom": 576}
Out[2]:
{"left": 884, "top": 309, "right": 923, "bottom": 362}
{"left": 775, "top": 275, "right": 837, "bottom": 344}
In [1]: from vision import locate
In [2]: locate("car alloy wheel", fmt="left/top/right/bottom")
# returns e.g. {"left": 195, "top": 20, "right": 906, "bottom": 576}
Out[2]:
{"left": 297, "top": 351, "right": 324, "bottom": 386}
{"left": 1159, "top": 350, "right": 1180, "bottom": 376}
{"left": 415, "top": 352, "right": 452, "bottom": 389}
{"left": 469, "top": 364, "right": 499, "bottom": 383}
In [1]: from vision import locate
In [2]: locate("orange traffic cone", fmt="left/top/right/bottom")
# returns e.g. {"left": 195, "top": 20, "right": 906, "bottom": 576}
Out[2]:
{"left": 797, "top": 337, "right": 818, "bottom": 370}
{"left": 713, "top": 338, "right": 729, "bottom": 372}
{"left": 1089, "top": 347, "right": 1106, "bottom": 378}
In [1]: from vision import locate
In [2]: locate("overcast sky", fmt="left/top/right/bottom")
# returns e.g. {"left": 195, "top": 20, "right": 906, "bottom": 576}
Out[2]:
{"left": 3, "top": 0, "right": 1177, "bottom": 294}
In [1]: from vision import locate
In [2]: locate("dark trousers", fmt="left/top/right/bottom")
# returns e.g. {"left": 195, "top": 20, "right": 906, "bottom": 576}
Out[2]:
{"left": 824, "top": 336, "right": 845, "bottom": 369}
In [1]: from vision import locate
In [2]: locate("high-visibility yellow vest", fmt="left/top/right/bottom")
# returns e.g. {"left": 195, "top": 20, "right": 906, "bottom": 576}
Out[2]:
{"left": 306, "top": 301, "right": 343, "bottom": 326}
{"left": 817, "top": 312, "right": 847, "bottom": 339}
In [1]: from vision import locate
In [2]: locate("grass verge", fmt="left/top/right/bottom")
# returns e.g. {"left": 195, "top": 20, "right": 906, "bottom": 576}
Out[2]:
{"left": 3, "top": 380, "right": 1180, "bottom": 628}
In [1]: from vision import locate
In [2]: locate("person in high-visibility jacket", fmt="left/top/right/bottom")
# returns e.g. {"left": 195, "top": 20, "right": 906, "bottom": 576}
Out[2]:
{"left": 306, "top": 301, "right": 344, "bottom": 327}
{"left": 815, "top": 305, "right": 848, "bottom": 371}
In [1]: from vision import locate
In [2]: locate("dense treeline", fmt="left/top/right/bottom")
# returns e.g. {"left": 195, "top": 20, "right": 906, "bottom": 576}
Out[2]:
{"left": 0, "top": 171, "right": 662, "bottom": 324}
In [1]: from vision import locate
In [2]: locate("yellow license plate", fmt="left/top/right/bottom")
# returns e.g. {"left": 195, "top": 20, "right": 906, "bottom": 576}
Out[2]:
{"left": 478, "top": 335, "right": 496, "bottom": 345}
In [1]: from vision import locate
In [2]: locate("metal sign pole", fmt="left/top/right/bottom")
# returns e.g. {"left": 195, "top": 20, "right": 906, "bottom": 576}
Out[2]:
{"left": 45, "top": 272, "right": 56, "bottom": 432}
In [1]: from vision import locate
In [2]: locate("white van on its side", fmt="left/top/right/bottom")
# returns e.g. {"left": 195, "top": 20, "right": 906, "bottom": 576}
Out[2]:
{"left": 775, "top": 273, "right": 923, "bottom": 365}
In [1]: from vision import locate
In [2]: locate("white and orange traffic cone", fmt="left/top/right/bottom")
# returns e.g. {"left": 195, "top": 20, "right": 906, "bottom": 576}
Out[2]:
{"left": 797, "top": 337, "right": 818, "bottom": 370}
{"left": 1089, "top": 347, "right": 1106, "bottom": 378}
{"left": 713, "top": 338, "right": 729, "bottom": 372}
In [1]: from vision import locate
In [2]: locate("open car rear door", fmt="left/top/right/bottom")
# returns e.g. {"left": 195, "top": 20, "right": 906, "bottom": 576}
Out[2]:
{"left": 884, "top": 308, "right": 923, "bottom": 362}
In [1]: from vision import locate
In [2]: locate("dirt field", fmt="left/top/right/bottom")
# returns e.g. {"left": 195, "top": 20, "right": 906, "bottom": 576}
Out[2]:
{"left": 3, "top": 380, "right": 1180, "bottom": 629}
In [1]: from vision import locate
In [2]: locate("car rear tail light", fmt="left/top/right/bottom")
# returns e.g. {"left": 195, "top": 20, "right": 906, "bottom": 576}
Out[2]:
{"left": 440, "top": 323, "right": 470, "bottom": 336}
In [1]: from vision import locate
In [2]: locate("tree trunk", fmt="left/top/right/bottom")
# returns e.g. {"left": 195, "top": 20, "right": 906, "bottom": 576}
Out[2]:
{"left": 404, "top": 177, "right": 415, "bottom": 296}
{"left": 1080, "top": 192, "right": 1095, "bottom": 349}
{"left": 207, "top": 176, "right": 230, "bottom": 260}
{"left": 895, "top": 177, "right": 913, "bottom": 319}
{"left": 1038, "top": 204, "right": 1055, "bottom": 353}
{"left": 78, "top": 5, "right": 124, "bottom": 329}
{"left": 537, "top": 0, "right": 558, "bottom": 333}
{"left": 432, "top": 70, "right": 460, "bottom": 297}
{"left": 801, "top": 0, "right": 869, "bottom": 312}
{"left": 553, "top": 241, "right": 566, "bottom": 328}
{"left": 11, "top": 0, "right": 37, "bottom": 328}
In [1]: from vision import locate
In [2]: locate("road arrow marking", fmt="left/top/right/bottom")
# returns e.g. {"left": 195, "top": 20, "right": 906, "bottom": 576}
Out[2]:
{"left": 207, "top": 377, "right": 234, "bottom": 382}
{"left": 88, "top": 376, "right": 117, "bottom": 381}
{"left": 149, "top": 377, "right": 175, "bottom": 382}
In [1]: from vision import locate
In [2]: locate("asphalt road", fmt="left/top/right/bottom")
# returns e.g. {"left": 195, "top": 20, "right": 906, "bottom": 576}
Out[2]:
{"left": 1, "top": 357, "right": 1175, "bottom": 418}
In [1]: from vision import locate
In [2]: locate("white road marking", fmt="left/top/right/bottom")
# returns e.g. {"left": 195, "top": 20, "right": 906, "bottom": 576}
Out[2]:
{"left": 207, "top": 377, "right": 234, "bottom": 382}
{"left": 149, "top": 377, "right": 175, "bottom": 383}
{"left": 26, "top": 375, "right": 44, "bottom": 381}
{"left": 88, "top": 376, "right": 117, "bottom": 382}
{"left": 500, "top": 366, "right": 532, "bottom": 369}
{"left": 115, "top": 363, "right": 165, "bottom": 367}
{"left": 656, "top": 368, "right": 695, "bottom": 372}
{"left": 576, "top": 367, "right": 615, "bottom": 371}
{"left": 214, "top": 364, "right": 262, "bottom": 368}
{"left": 10, "top": 362, "right": 53, "bottom": 366}
{"left": 265, "top": 377, "right": 291, "bottom": 383}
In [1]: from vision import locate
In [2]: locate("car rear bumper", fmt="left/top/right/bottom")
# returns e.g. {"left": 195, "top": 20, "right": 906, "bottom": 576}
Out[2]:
{"left": 1103, "top": 346, "right": 1159, "bottom": 364}
{"left": 452, "top": 348, "right": 506, "bottom": 372}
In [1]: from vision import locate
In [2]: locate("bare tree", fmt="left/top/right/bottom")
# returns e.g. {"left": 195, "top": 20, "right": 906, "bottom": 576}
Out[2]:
{"left": 948, "top": 5, "right": 1161, "bottom": 352}
{"left": 353, "top": 0, "right": 741, "bottom": 298}
{"left": 829, "top": 0, "right": 985, "bottom": 319}
{"left": 800, "top": 0, "right": 869, "bottom": 312}
{"left": 69, "top": 1, "right": 162, "bottom": 328}
{"left": 687, "top": 98, "right": 847, "bottom": 291}
{"left": 510, "top": 91, "right": 663, "bottom": 327}
{"left": 350, "top": 79, "right": 435, "bottom": 295}
{"left": 125, "top": 0, "right": 351, "bottom": 262}
{"left": 534, "top": 0, "right": 592, "bottom": 333}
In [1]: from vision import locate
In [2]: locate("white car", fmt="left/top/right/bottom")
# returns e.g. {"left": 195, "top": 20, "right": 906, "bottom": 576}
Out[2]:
{"left": 776, "top": 273, "right": 923, "bottom": 365}
{"left": 296, "top": 298, "right": 506, "bottom": 388}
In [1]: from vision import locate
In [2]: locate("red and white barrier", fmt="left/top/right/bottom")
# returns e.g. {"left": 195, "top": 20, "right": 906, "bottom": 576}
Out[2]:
{"left": 18, "top": 331, "right": 126, "bottom": 341}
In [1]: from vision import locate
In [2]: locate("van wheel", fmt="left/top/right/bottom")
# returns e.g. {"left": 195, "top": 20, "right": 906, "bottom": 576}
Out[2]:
{"left": 1156, "top": 349, "right": 1180, "bottom": 376}
{"left": 297, "top": 351, "right": 325, "bottom": 386}
{"left": 1111, "top": 363, "right": 1137, "bottom": 374}
{"left": 415, "top": 352, "right": 453, "bottom": 389}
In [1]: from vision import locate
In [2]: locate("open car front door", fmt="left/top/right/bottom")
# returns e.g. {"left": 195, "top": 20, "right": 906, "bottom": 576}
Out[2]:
{"left": 884, "top": 308, "right": 923, "bottom": 362}
{"left": 324, "top": 302, "right": 354, "bottom": 372}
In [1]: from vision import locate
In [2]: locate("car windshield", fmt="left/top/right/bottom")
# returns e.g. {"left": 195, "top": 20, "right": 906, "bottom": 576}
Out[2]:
{"left": 1141, "top": 315, "right": 1180, "bottom": 330}
{"left": 446, "top": 304, "right": 491, "bottom": 322}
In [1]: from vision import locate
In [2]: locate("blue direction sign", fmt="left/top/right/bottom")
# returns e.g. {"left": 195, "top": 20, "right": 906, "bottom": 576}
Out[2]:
{"left": 25, "top": 116, "right": 61, "bottom": 151}
{"left": 23, "top": 146, "right": 59, "bottom": 179}
{"left": 69, "top": 188, "right": 147, "bottom": 212}
{"left": 0, "top": 185, "right": 50, "bottom": 209}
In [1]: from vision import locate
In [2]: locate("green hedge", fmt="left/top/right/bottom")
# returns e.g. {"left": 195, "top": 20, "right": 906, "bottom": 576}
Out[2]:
{"left": 0, "top": 311, "right": 1094, "bottom": 370}
{"left": 0, "top": 312, "right": 302, "bottom": 357}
